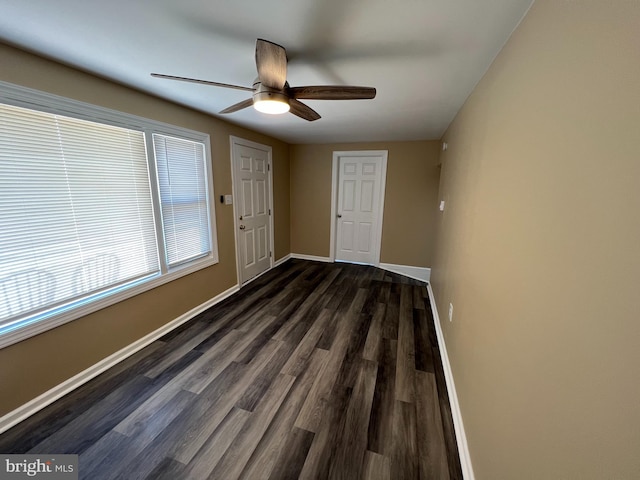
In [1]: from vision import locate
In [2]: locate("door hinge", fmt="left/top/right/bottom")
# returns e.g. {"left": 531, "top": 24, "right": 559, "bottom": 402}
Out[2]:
{"left": 270, "top": 251, "right": 272, "bottom": 257}
{"left": 268, "top": 163, "right": 270, "bottom": 171}
{"left": 269, "top": 209, "right": 271, "bottom": 215}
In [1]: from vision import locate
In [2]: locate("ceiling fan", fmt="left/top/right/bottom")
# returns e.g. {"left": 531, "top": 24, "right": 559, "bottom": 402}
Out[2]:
{"left": 151, "top": 39, "right": 376, "bottom": 121}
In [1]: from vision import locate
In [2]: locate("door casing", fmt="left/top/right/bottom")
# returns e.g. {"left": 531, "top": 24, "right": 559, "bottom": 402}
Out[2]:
{"left": 330, "top": 150, "right": 388, "bottom": 265}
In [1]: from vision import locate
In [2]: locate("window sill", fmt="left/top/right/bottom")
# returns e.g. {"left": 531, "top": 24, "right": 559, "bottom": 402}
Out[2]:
{"left": 0, "top": 255, "right": 219, "bottom": 350}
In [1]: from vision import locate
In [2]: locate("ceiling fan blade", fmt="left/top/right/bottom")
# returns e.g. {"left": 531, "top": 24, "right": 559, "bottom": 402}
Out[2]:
{"left": 289, "top": 85, "right": 376, "bottom": 100}
{"left": 151, "top": 73, "right": 253, "bottom": 92}
{"left": 255, "top": 39, "right": 287, "bottom": 90}
{"left": 289, "top": 99, "right": 321, "bottom": 122}
{"left": 219, "top": 98, "right": 254, "bottom": 114}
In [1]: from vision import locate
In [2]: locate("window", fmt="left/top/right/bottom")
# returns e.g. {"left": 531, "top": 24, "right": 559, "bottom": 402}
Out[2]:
{"left": 0, "top": 82, "right": 217, "bottom": 348}
{"left": 154, "top": 134, "right": 210, "bottom": 267}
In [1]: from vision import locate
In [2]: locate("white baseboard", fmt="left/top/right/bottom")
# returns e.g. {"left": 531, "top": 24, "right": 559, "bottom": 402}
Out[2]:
{"left": 290, "top": 253, "right": 333, "bottom": 263}
{"left": 0, "top": 284, "right": 240, "bottom": 435}
{"left": 427, "top": 283, "right": 475, "bottom": 480}
{"left": 289, "top": 257, "right": 431, "bottom": 284}
{"left": 273, "top": 254, "right": 291, "bottom": 268}
{"left": 379, "top": 262, "right": 431, "bottom": 282}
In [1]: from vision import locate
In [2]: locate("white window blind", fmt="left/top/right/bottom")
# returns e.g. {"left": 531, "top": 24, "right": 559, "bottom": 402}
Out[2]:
{"left": 154, "top": 134, "right": 210, "bottom": 267}
{"left": 0, "top": 103, "right": 159, "bottom": 329}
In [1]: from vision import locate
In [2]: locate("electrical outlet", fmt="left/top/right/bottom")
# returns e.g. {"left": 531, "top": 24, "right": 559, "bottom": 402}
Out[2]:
{"left": 448, "top": 303, "right": 453, "bottom": 322}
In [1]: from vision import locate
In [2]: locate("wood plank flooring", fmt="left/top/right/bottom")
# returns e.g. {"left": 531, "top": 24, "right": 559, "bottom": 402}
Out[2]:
{"left": 0, "top": 259, "right": 463, "bottom": 480}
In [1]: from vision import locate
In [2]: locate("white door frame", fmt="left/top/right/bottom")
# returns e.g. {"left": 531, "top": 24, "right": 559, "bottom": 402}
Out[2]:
{"left": 329, "top": 150, "right": 388, "bottom": 265}
{"left": 229, "top": 136, "right": 275, "bottom": 285}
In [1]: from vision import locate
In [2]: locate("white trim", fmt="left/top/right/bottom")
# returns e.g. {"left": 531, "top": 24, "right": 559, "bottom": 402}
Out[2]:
{"left": 0, "top": 257, "right": 219, "bottom": 350}
{"left": 0, "top": 284, "right": 240, "bottom": 435}
{"left": 329, "top": 158, "right": 339, "bottom": 261}
{"left": 290, "top": 253, "right": 332, "bottom": 263}
{"left": 229, "top": 136, "right": 275, "bottom": 286}
{"left": 273, "top": 254, "right": 291, "bottom": 268}
{"left": 379, "top": 263, "right": 431, "bottom": 282}
{"left": 427, "top": 283, "right": 475, "bottom": 480}
{"left": 329, "top": 150, "right": 388, "bottom": 266}
{"left": 0, "top": 80, "right": 210, "bottom": 143}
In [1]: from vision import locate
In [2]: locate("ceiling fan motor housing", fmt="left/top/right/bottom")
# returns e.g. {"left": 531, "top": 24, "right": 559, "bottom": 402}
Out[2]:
{"left": 252, "top": 80, "right": 290, "bottom": 107}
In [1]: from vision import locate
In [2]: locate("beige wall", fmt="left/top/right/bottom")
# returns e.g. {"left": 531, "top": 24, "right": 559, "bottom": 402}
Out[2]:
{"left": 290, "top": 141, "right": 440, "bottom": 267}
{"left": 432, "top": 1, "right": 640, "bottom": 478}
{"left": 0, "top": 43, "right": 290, "bottom": 415}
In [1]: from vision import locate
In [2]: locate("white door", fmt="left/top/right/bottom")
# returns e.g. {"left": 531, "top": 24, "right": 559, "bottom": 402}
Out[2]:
{"left": 232, "top": 139, "right": 272, "bottom": 284}
{"left": 333, "top": 151, "right": 387, "bottom": 265}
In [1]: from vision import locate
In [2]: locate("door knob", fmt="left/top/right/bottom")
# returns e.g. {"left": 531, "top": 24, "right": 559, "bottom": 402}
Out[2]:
{"left": 239, "top": 225, "right": 246, "bottom": 230}
{"left": 337, "top": 214, "right": 342, "bottom": 218}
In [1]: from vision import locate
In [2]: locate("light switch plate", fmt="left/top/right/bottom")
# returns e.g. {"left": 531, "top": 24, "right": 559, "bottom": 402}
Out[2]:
{"left": 224, "top": 195, "right": 233, "bottom": 205}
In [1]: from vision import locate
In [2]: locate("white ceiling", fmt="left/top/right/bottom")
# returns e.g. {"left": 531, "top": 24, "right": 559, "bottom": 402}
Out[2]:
{"left": 0, "top": 0, "right": 533, "bottom": 144}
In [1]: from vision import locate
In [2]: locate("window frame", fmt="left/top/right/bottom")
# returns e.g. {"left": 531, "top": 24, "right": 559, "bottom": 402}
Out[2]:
{"left": 0, "top": 81, "right": 219, "bottom": 349}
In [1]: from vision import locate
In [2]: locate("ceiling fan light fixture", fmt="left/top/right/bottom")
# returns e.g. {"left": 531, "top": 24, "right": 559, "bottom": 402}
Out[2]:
{"left": 254, "top": 98, "right": 290, "bottom": 114}
{"left": 253, "top": 89, "right": 290, "bottom": 115}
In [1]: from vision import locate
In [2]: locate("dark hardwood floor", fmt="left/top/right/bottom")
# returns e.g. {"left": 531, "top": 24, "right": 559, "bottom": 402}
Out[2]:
{"left": 0, "top": 259, "right": 463, "bottom": 479}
